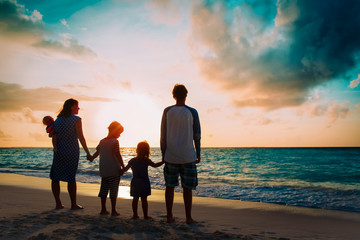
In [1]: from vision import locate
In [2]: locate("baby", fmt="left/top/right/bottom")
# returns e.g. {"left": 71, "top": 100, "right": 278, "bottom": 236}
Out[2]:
{"left": 42, "top": 116, "right": 57, "bottom": 152}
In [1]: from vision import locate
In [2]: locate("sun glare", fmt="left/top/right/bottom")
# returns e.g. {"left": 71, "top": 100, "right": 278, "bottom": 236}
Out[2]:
{"left": 88, "top": 92, "right": 163, "bottom": 147}
{"left": 117, "top": 186, "right": 131, "bottom": 199}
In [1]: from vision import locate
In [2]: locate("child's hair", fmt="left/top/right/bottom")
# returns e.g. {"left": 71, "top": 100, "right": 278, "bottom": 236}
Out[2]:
{"left": 57, "top": 98, "right": 79, "bottom": 118}
{"left": 172, "top": 84, "right": 188, "bottom": 100}
{"left": 136, "top": 141, "right": 150, "bottom": 161}
{"left": 42, "top": 116, "right": 54, "bottom": 126}
{"left": 108, "top": 121, "right": 124, "bottom": 134}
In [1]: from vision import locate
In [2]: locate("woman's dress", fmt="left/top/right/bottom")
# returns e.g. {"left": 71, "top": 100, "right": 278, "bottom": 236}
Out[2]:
{"left": 50, "top": 115, "right": 80, "bottom": 183}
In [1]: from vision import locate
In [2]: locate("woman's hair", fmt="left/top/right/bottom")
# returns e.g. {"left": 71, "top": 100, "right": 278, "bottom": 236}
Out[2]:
{"left": 57, "top": 98, "right": 78, "bottom": 118}
{"left": 136, "top": 141, "right": 150, "bottom": 161}
{"left": 108, "top": 121, "right": 124, "bottom": 134}
{"left": 172, "top": 84, "right": 188, "bottom": 100}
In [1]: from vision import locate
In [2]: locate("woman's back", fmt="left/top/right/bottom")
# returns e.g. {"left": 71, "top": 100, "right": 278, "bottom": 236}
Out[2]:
{"left": 54, "top": 115, "right": 80, "bottom": 153}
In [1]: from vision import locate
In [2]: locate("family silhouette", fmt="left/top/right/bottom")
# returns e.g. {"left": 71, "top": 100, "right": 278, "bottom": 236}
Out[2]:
{"left": 44, "top": 84, "right": 201, "bottom": 224}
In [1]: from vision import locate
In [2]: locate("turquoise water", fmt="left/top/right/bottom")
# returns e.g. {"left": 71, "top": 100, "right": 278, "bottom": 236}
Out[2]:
{"left": 0, "top": 147, "right": 359, "bottom": 212}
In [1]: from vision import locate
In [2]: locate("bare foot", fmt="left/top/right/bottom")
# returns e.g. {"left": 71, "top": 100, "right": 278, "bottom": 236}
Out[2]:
{"left": 167, "top": 216, "right": 175, "bottom": 223}
{"left": 132, "top": 215, "right": 139, "bottom": 219}
{"left": 55, "top": 204, "right": 64, "bottom": 209}
{"left": 100, "top": 210, "right": 109, "bottom": 215}
{"left": 186, "top": 218, "right": 197, "bottom": 225}
{"left": 71, "top": 205, "right": 84, "bottom": 210}
{"left": 144, "top": 216, "right": 153, "bottom": 220}
{"left": 111, "top": 211, "right": 120, "bottom": 216}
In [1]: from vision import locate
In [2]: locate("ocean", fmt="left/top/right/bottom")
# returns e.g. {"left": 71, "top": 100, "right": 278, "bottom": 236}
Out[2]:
{"left": 0, "top": 147, "right": 359, "bottom": 212}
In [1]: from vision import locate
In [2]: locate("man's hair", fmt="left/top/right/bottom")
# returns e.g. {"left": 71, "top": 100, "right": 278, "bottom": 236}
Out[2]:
{"left": 172, "top": 84, "right": 188, "bottom": 100}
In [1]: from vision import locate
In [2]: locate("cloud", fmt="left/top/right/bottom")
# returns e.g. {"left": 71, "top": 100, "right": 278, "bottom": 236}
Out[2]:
{"left": 327, "top": 102, "right": 350, "bottom": 124}
{"left": 29, "top": 132, "right": 47, "bottom": 142}
{"left": 350, "top": 74, "right": 360, "bottom": 88}
{"left": 0, "top": 82, "right": 116, "bottom": 112}
{"left": 60, "top": 19, "right": 69, "bottom": 28}
{"left": 190, "top": 0, "right": 360, "bottom": 109}
{"left": 146, "top": 0, "right": 185, "bottom": 25}
{"left": 0, "top": 129, "right": 12, "bottom": 139}
{"left": 307, "top": 101, "right": 350, "bottom": 125}
{"left": 22, "top": 107, "right": 40, "bottom": 123}
{"left": 0, "top": 0, "right": 96, "bottom": 60}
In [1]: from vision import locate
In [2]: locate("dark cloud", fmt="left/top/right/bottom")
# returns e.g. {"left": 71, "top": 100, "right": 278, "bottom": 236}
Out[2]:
{"left": 191, "top": 0, "right": 360, "bottom": 109}
{"left": 0, "top": 0, "right": 96, "bottom": 59}
{"left": 0, "top": 82, "right": 115, "bottom": 112}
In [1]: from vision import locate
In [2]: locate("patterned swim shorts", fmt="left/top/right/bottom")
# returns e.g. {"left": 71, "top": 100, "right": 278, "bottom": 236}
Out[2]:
{"left": 164, "top": 162, "right": 198, "bottom": 190}
{"left": 98, "top": 176, "right": 120, "bottom": 198}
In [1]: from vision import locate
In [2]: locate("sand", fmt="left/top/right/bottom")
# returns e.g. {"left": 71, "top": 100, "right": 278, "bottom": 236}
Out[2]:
{"left": 0, "top": 173, "right": 359, "bottom": 239}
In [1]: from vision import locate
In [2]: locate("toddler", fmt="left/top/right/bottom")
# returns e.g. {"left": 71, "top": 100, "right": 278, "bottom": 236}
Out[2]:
{"left": 42, "top": 116, "right": 57, "bottom": 152}
{"left": 121, "top": 141, "right": 164, "bottom": 219}
{"left": 89, "top": 121, "right": 125, "bottom": 216}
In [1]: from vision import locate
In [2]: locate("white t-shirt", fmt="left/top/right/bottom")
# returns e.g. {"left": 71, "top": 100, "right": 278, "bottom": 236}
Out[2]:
{"left": 161, "top": 105, "right": 201, "bottom": 164}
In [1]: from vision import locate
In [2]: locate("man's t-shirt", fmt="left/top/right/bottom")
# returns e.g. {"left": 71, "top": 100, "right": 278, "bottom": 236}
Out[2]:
{"left": 161, "top": 105, "right": 201, "bottom": 164}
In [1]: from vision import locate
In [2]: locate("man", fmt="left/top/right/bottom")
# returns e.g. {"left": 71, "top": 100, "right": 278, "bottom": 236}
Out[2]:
{"left": 160, "top": 84, "right": 201, "bottom": 224}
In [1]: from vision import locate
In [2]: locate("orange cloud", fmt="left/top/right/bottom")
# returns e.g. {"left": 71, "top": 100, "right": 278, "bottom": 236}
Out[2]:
{"left": 0, "top": 82, "right": 116, "bottom": 112}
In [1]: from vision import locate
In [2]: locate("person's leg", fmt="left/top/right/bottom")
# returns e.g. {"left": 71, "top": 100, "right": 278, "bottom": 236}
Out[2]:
{"left": 99, "top": 179, "right": 109, "bottom": 214}
{"left": 100, "top": 197, "right": 109, "bottom": 215}
{"left": 141, "top": 197, "right": 151, "bottom": 219}
{"left": 110, "top": 197, "right": 119, "bottom": 216}
{"left": 165, "top": 186, "right": 175, "bottom": 223}
{"left": 164, "top": 163, "right": 179, "bottom": 223}
{"left": 51, "top": 180, "right": 64, "bottom": 209}
{"left": 68, "top": 182, "right": 83, "bottom": 210}
{"left": 109, "top": 176, "right": 120, "bottom": 216}
{"left": 183, "top": 187, "right": 194, "bottom": 224}
{"left": 180, "top": 162, "right": 198, "bottom": 224}
{"left": 132, "top": 197, "right": 139, "bottom": 219}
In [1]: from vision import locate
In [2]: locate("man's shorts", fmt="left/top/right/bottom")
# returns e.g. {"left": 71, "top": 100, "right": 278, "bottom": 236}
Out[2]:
{"left": 164, "top": 162, "right": 198, "bottom": 190}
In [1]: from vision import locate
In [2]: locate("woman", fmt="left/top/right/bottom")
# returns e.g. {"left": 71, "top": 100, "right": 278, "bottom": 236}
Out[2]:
{"left": 50, "top": 98, "right": 91, "bottom": 210}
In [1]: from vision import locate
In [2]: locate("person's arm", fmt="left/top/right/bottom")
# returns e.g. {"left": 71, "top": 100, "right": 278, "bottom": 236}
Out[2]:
{"left": 114, "top": 140, "right": 125, "bottom": 168}
{"left": 75, "top": 118, "right": 91, "bottom": 159}
{"left": 115, "top": 152, "right": 124, "bottom": 168}
{"left": 89, "top": 150, "right": 99, "bottom": 162}
{"left": 48, "top": 126, "right": 55, "bottom": 137}
{"left": 120, "top": 163, "right": 131, "bottom": 176}
{"left": 192, "top": 109, "right": 201, "bottom": 164}
{"left": 160, "top": 108, "right": 168, "bottom": 161}
{"left": 52, "top": 135, "right": 57, "bottom": 152}
{"left": 148, "top": 159, "right": 164, "bottom": 168}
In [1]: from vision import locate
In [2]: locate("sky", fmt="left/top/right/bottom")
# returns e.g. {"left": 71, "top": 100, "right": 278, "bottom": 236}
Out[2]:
{"left": 0, "top": 0, "right": 359, "bottom": 148}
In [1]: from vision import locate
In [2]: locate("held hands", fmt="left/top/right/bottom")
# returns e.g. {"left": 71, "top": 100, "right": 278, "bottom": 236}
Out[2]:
{"left": 195, "top": 157, "right": 201, "bottom": 164}
{"left": 86, "top": 153, "right": 93, "bottom": 162}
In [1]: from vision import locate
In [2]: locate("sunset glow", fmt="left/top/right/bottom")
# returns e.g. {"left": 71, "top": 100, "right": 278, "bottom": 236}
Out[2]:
{"left": 0, "top": 0, "right": 359, "bottom": 148}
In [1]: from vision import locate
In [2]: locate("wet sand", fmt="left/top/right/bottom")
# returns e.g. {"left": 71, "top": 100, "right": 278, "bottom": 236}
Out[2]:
{"left": 1, "top": 173, "right": 359, "bottom": 239}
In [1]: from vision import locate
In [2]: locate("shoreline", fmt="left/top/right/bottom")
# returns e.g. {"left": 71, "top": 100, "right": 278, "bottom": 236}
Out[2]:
{"left": 1, "top": 173, "right": 360, "bottom": 239}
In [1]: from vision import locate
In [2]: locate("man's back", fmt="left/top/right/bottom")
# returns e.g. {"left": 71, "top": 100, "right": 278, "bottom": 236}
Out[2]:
{"left": 161, "top": 105, "right": 200, "bottom": 164}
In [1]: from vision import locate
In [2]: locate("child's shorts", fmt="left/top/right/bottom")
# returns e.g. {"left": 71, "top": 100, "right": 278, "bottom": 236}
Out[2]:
{"left": 98, "top": 176, "right": 120, "bottom": 198}
{"left": 164, "top": 162, "right": 198, "bottom": 190}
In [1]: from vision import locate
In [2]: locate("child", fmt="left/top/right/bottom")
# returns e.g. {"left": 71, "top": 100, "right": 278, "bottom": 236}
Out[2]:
{"left": 121, "top": 141, "right": 164, "bottom": 219}
{"left": 89, "top": 121, "right": 125, "bottom": 216}
{"left": 42, "top": 116, "right": 57, "bottom": 152}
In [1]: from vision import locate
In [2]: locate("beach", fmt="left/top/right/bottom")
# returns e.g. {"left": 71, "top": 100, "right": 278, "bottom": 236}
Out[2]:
{"left": 0, "top": 173, "right": 359, "bottom": 239}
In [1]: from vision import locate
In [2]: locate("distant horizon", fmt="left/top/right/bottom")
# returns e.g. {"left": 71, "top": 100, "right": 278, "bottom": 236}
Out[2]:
{"left": 1, "top": 146, "right": 359, "bottom": 149}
